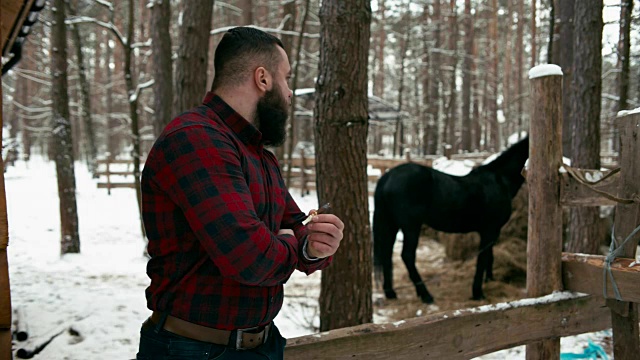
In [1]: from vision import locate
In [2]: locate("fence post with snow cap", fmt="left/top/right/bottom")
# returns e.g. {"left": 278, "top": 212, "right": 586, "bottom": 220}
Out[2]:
{"left": 525, "top": 64, "right": 564, "bottom": 360}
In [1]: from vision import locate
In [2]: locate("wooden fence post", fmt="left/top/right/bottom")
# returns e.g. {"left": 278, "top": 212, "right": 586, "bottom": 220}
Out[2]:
{"left": 106, "top": 155, "right": 112, "bottom": 195}
{"left": 609, "top": 110, "right": 640, "bottom": 359}
{"left": 526, "top": 65, "right": 564, "bottom": 360}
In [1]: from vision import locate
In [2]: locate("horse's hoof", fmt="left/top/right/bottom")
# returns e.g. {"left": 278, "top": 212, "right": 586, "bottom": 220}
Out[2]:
{"left": 384, "top": 290, "right": 398, "bottom": 299}
{"left": 484, "top": 276, "right": 494, "bottom": 283}
{"left": 471, "top": 294, "right": 486, "bottom": 301}
{"left": 421, "top": 295, "right": 435, "bottom": 304}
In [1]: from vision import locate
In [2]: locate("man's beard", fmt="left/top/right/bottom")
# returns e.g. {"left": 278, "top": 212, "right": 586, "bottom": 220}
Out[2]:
{"left": 256, "top": 85, "right": 288, "bottom": 147}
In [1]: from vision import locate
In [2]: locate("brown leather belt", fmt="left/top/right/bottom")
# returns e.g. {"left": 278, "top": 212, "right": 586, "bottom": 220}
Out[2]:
{"left": 148, "top": 311, "right": 270, "bottom": 350}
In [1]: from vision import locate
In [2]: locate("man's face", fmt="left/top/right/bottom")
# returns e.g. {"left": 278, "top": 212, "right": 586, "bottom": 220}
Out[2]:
{"left": 256, "top": 47, "right": 292, "bottom": 147}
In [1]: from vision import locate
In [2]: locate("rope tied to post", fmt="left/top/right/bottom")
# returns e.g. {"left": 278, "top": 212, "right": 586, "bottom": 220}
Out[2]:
{"left": 560, "top": 164, "right": 640, "bottom": 300}
{"left": 561, "top": 164, "right": 640, "bottom": 205}
{"left": 604, "top": 222, "right": 640, "bottom": 300}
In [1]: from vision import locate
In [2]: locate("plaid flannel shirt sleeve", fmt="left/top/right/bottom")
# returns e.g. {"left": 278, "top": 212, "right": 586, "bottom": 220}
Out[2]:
{"left": 153, "top": 125, "right": 301, "bottom": 286}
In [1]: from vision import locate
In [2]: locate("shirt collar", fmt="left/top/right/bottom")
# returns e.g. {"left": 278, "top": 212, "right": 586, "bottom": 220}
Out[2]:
{"left": 202, "top": 92, "right": 263, "bottom": 146}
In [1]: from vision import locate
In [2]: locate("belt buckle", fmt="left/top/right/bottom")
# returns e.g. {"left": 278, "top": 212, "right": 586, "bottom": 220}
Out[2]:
{"left": 234, "top": 324, "right": 268, "bottom": 350}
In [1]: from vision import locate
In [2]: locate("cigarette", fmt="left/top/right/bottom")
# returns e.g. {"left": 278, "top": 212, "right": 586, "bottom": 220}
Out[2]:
{"left": 302, "top": 203, "right": 332, "bottom": 225}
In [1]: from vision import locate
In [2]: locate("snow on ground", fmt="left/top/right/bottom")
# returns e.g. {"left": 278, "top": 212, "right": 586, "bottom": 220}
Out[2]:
{"left": 5, "top": 156, "right": 612, "bottom": 359}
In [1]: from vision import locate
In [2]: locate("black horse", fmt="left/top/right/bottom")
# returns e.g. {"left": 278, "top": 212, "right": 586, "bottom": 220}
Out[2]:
{"left": 373, "top": 136, "right": 529, "bottom": 303}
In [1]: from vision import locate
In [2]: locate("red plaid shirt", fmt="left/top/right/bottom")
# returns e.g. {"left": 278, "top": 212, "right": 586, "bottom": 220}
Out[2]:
{"left": 141, "top": 92, "right": 331, "bottom": 330}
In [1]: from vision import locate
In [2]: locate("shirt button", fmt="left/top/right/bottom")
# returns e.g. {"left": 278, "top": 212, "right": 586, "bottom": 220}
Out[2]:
{"left": 270, "top": 297, "right": 274, "bottom": 303}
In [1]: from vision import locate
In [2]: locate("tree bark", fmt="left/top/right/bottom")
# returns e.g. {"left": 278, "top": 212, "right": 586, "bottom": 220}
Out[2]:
{"left": 51, "top": 0, "right": 81, "bottom": 254}
{"left": 566, "top": 0, "right": 603, "bottom": 255}
{"left": 275, "top": 0, "right": 297, "bottom": 163}
{"left": 374, "top": 0, "right": 386, "bottom": 98}
{"left": 488, "top": 0, "right": 499, "bottom": 150}
{"left": 530, "top": 0, "right": 537, "bottom": 67}
{"left": 612, "top": 0, "right": 633, "bottom": 151}
{"left": 502, "top": 0, "right": 512, "bottom": 146}
{"left": 150, "top": 0, "right": 174, "bottom": 137}
{"left": 515, "top": 0, "right": 524, "bottom": 141}
{"left": 316, "top": 0, "right": 372, "bottom": 331}
{"left": 238, "top": 0, "right": 253, "bottom": 25}
{"left": 394, "top": 11, "right": 411, "bottom": 157}
{"left": 68, "top": 1, "right": 98, "bottom": 177}
{"left": 559, "top": 0, "right": 574, "bottom": 157}
{"left": 444, "top": 0, "right": 458, "bottom": 151}
{"left": 421, "top": 3, "right": 431, "bottom": 155}
{"left": 122, "top": 0, "right": 146, "bottom": 239}
{"left": 285, "top": 0, "right": 311, "bottom": 187}
{"left": 173, "top": 0, "right": 215, "bottom": 114}
{"left": 427, "top": 0, "right": 442, "bottom": 154}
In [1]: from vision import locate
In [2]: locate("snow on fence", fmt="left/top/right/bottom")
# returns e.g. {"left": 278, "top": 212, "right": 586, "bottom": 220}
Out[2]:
{"left": 283, "top": 66, "right": 640, "bottom": 359}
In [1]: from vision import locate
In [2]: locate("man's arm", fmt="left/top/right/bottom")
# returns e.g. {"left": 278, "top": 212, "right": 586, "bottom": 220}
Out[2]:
{"left": 280, "top": 189, "right": 332, "bottom": 274}
{"left": 152, "top": 125, "right": 300, "bottom": 286}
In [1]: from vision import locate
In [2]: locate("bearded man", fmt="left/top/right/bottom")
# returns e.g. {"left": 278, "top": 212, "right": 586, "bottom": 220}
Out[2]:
{"left": 136, "top": 27, "right": 344, "bottom": 360}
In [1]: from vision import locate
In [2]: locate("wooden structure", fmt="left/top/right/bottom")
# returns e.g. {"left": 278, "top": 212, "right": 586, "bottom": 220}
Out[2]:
{"left": 96, "top": 157, "right": 143, "bottom": 194}
{"left": 1, "top": 0, "right": 44, "bottom": 75}
{"left": 283, "top": 66, "right": 640, "bottom": 359}
{"left": 2, "top": 2, "right": 45, "bottom": 358}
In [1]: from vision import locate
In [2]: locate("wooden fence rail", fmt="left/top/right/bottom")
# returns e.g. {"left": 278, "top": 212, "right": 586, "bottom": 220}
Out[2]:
{"left": 285, "top": 294, "right": 611, "bottom": 360}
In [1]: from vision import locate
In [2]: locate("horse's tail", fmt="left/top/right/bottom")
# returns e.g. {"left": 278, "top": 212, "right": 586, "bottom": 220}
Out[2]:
{"left": 373, "top": 172, "right": 392, "bottom": 289}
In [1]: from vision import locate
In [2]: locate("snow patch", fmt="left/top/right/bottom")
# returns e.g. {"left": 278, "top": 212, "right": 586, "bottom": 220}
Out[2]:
{"left": 528, "top": 64, "right": 563, "bottom": 79}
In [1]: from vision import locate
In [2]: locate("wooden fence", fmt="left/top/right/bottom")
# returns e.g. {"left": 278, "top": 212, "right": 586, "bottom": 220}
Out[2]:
{"left": 283, "top": 65, "right": 640, "bottom": 359}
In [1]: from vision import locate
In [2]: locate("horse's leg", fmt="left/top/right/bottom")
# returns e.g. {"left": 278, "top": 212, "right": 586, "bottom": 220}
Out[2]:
{"left": 472, "top": 230, "right": 499, "bottom": 300}
{"left": 382, "top": 237, "right": 398, "bottom": 300}
{"left": 485, "top": 243, "right": 495, "bottom": 282}
{"left": 400, "top": 225, "right": 434, "bottom": 304}
{"left": 377, "top": 224, "right": 399, "bottom": 299}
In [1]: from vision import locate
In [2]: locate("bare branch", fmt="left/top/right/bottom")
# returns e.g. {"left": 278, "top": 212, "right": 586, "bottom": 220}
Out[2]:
{"left": 129, "top": 79, "right": 155, "bottom": 103}
{"left": 93, "top": 0, "right": 114, "bottom": 11}
{"left": 65, "top": 16, "right": 126, "bottom": 47}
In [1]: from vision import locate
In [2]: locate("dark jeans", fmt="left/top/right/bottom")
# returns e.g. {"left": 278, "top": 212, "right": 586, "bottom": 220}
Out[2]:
{"left": 136, "top": 320, "right": 286, "bottom": 360}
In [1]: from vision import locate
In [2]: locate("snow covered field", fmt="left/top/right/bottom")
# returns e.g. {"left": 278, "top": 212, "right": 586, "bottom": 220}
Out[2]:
{"left": 5, "top": 157, "right": 612, "bottom": 359}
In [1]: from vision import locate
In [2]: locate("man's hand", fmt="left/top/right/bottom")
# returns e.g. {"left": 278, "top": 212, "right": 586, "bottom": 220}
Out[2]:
{"left": 305, "top": 213, "right": 344, "bottom": 259}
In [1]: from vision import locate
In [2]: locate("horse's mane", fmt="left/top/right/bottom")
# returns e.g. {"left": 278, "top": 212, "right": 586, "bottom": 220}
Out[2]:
{"left": 476, "top": 136, "right": 529, "bottom": 175}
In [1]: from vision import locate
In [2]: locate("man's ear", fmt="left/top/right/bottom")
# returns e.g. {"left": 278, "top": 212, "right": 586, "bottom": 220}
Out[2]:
{"left": 254, "top": 66, "right": 271, "bottom": 93}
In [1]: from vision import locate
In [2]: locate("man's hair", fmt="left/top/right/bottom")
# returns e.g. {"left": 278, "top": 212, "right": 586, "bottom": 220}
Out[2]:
{"left": 211, "top": 27, "right": 285, "bottom": 91}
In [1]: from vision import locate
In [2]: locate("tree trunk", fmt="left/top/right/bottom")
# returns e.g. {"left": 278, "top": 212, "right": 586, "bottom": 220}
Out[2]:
{"left": 444, "top": 0, "right": 458, "bottom": 151}
{"left": 515, "top": 0, "right": 524, "bottom": 141}
{"left": 488, "top": 0, "right": 499, "bottom": 150}
{"left": 502, "top": 0, "right": 512, "bottom": 145}
{"left": 285, "top": 0, "right": 311, "bottom": 187}
{"left": 275, "top": 0, "right": 297, "bottom": 162}
{"left": 421, "top": 3, "right": 431, "bottom": 155}
{"left": 394, "top": 11, "right": 411, "bottom": 158}
{"left": 613, "top": 0, "right": 633, "bottom": 151}
{"left": 316, "top": 0, "right": 372, "bottom": 331}
{"left": 559, "top": 0, "right": 574, "bottom": 157}
{"left": 471, "top": 25, "right": 481, "bottom": 152}
{"left": 173, "top": 0, "right": 215, "bottom": 114}
{"left": 460, "top": 0, "right": 475, "bottom": 151}
{"left": 51, "top": 0, "right": 80, "bottom": 255}
{"left": 122, "top": 0, "right": 146, "bottom": 239}
{"left": 150, "top": 0, "right": 174, "bottom": 137}
{"left": 374, "top": 0, "right": 386, "bottom": 98}
{"left": 68, "top": 2, "right": 98, "bottom": 177}
{"left": 238, "top": 0, "right": 253, "bottom": 25}
{"left": 530, "top": 0, "right": 537, "bottom": 67}
{"left": 566, "top": 0, "right": 603, "bottom": 255}
{"left": 106, "top": 7, "right": 117, "bottom": 157}
{"left": 427, "top": 0, "right": 442, "bottom": 155}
